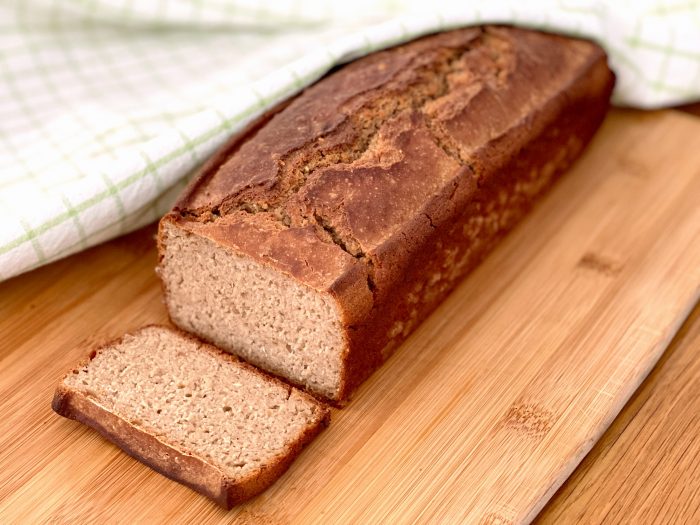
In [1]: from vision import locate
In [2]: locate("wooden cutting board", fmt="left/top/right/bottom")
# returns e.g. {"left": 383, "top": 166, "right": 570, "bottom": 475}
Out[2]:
{"left": 1, "top": 109, "right": 699, "bottom": 524}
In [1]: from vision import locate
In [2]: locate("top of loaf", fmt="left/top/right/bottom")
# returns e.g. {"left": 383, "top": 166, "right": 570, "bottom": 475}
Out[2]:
{"left": 164, "top": 26, "right": 611, "bottom": 323}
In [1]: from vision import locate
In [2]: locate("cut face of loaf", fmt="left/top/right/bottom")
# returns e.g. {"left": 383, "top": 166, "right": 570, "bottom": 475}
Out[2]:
{"left": 160, "top": 225, "right": 348, "bottom": 400}
{"left": 158, "top": 26, "right": 615, "bottom": 402}
{"left": 52, "top": 326, "right": 329, "bottom": 508}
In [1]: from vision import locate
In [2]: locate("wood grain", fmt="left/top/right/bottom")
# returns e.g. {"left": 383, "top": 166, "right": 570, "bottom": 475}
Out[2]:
{"left": 1, "top": 109, "right": 699, "bottom": 524}
{"left": 537, "top": 303, "right": 700, "bottom": 524}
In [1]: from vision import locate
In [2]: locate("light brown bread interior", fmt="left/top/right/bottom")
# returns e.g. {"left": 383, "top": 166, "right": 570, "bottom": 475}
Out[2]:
{"left": 61, "top": 326, "right": 328, "bottom": 480}
{"left": 159, "top": 223, "right": 347, "bottom": 400}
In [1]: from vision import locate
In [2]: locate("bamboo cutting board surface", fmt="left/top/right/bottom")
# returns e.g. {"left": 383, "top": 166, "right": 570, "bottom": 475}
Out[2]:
{"left": 539, "top": 299, "right": 700, "bottom": 523}
{"left": 1, "top": 109, "right": 700, "bottom": 524}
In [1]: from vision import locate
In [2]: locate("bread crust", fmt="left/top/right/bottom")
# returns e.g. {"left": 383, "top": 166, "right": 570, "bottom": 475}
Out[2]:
{"left": 158, "top": 26, "right": 615, "bottom": 402}
{"left": 52, "top": 325, "right": 330, "bottom": 509}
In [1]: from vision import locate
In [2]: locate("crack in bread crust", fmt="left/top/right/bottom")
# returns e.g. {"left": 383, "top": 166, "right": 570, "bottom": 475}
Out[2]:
{"left": 177, "top": 29, "right": 510, "bottom": 242}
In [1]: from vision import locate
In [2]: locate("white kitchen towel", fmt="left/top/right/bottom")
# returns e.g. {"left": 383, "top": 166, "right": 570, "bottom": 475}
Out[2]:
{"left": 1, "top": 0, "right": 699, "bottom": 282}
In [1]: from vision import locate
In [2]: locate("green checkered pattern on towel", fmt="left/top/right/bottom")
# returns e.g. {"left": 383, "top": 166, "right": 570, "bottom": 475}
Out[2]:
{"left": 1, "top": 0, "right": 699, "bottom": 281}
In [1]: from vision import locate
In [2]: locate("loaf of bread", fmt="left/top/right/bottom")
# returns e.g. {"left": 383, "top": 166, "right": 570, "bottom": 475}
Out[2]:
{"left": 158, "top": 26, "right": 615, "bottom": 402}
{"left": 52, "top": 326, "right": 329, "bottom": 508}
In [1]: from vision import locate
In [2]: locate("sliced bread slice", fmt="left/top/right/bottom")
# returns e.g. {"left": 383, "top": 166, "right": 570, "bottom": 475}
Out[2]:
{"left": 52, "top": 325, "right": 330, "bottom": 508}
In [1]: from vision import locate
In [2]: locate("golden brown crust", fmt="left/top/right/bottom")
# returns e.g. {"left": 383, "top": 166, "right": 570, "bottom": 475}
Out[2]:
{"left": 338, "top": 53, "right": 614, "bottom": 398}
{"left": 158, "top": 26, "right": 615, "bottom": 402}
{"left": 52, "top": 325, "right": 330, "bottom": 509}
{"left": 173, "top": 100, "right": 294, "bottom": 214}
